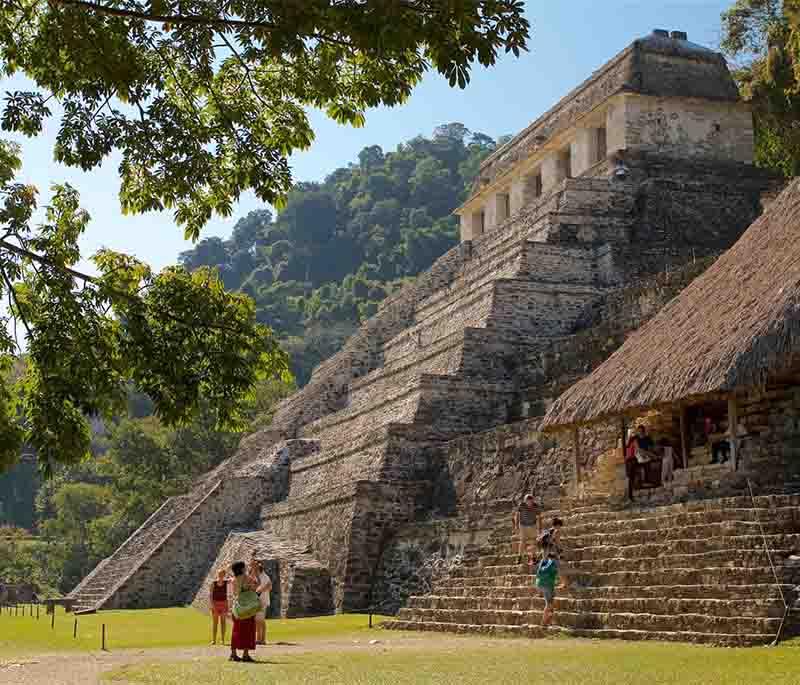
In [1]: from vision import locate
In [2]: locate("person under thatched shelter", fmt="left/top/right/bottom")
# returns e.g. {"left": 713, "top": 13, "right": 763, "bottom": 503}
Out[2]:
{"left": 540, "top": 178, "right": 800, "bottom": 497}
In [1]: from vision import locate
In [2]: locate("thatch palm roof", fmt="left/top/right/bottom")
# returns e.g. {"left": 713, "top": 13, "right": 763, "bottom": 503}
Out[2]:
{"left": 541, "top": 178, "right": 800, "bottom": 431}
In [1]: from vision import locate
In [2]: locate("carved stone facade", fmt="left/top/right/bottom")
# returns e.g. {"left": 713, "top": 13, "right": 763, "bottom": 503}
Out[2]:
{"left": 69, "top": 32, "right": 798, "bottom": 643}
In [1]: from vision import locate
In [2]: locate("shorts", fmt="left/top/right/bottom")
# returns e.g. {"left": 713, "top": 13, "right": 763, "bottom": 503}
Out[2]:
{"left": 538, "top": 585, "right": 555, "bottom": 606}
{"left": 519, "top": 525, "right": 537, "bottom": 546}
{"left": 211, "top": 600, "right": 228, "bottom": 617}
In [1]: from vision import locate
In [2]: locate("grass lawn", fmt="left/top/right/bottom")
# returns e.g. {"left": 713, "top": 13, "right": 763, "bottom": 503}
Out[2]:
{"left": 104, "top": 638, "right": 800, "bottom": 685}
{"left": 0, "top": 605, "right": 389, "bottom": 655}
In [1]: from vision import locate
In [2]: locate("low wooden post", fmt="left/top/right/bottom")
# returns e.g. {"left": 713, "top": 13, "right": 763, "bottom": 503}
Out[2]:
{"left": 728, "top": 395, "right": 739, "bottom": 470}
{"left": 73, "top": 618, "right": 77, "bottom": 639}
{"left": 573, "top": 428, "right": 581, "bottom": 486}
{"left": 51, "top": 609, "right": 55, "bottom": 630}
{"left": 101, "top": 623, "right": 106, "bottom": 651}
{"left": 619, "top": 417, "right": 627, "bottom": 462}
{"left": 679, "top": 404, "right": 688, "bottom": 469}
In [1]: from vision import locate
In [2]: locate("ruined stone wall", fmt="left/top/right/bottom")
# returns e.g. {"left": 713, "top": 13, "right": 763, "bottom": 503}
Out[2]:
{"left": 340, "top": 481, "right": 430, "bottom": 609}
{"left": 733, "top": 378, "right": 800, "bottom": 487}
{"left": 622, "top": 95, "right": 753, "bottom": 163}
{"left": 261, "top": 480, "right": 429, "bottom": 610}
{"left": 191, "top": 530, "right": 334, "bottom": 618}
{"left": 261, "top": 485, "right": 359, "bottom": 608}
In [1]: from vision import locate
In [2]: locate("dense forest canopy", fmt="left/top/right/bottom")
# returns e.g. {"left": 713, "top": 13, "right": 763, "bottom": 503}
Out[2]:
{"left": 179, "top": 123, "right": 501, "bottom": 383}
{"left": 722, "top": 0, "right": 800, "bottom": 174}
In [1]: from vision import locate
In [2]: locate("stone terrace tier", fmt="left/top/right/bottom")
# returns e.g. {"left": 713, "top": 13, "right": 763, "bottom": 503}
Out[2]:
{"left": 385, "top": 493, "right": 800, "bottom": 645}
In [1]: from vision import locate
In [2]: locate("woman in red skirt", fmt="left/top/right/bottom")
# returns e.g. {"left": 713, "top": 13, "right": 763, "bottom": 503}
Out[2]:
{"left": 229, "top": 561, "right": 256, "bottom": 662}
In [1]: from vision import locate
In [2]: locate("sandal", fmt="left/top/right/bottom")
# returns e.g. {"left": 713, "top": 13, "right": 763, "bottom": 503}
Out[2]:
{"left": 242, "top": 655, "right": 255, "bottom": 663}
{"left": 229, "top": 654, "right": 241, "bottom": 662}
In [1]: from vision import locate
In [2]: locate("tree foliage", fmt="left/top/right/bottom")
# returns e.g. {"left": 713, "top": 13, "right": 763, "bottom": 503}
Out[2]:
{"left": 0, "top": 3, "right": 528, "bottom": 474}
{"left": 722, "top": 0, "right": 800, "bottom": 174}
{"left": 0, "top": 0, "right": 529, "bottom": 237}
{"left": 179, "top": 124, "right": 498, "bottom": 383}
{"left": 0, "top": 142, "right": 289, "bottom": 474}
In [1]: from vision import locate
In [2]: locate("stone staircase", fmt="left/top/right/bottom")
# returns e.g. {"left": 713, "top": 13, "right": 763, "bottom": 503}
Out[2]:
{"left": 69, "top": 482, "right": 220, "bottom": 613}
{"left": 385, "top": 493, "right": 800, "bottom": 645}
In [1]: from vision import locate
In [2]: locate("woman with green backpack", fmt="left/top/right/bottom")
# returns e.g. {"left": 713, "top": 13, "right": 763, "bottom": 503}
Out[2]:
{"left": 535, "top": 553, "right": 560, "bottom": 626}
{"left": 229, "top": 560, "right": 259, "bottom": 662}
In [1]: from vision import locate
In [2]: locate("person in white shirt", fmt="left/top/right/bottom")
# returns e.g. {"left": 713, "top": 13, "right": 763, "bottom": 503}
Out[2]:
{"left": 248, "top": 558, "right": 272, "bottom": 645}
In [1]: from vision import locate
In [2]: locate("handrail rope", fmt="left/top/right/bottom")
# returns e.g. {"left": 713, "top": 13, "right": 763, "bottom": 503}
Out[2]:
{"left": 745, "top": 478, "right": 790, "bottom": 647}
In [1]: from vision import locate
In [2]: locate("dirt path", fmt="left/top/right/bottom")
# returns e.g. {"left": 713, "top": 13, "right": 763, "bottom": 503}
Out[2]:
{"left": 0, "top": 633, "right": 485, "bottom": 684}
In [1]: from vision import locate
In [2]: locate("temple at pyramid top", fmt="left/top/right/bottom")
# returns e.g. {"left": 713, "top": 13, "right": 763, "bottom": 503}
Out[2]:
{"left": 456, "top": 29, "right": 751, "bottom": 241}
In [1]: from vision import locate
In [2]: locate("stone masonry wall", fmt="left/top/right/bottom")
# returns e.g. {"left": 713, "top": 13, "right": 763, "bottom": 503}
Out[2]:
{"left": 107, "top": 477, "right": 272, "bottom": 609}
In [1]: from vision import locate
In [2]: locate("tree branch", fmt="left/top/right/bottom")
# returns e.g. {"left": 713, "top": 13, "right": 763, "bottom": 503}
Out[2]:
{"left": 50, "top": 0, "right": 352, "bottom": 47}
{"left": 0, "top": 238, "right": 249, "bottom": 336}
{"left": 0, "top": 263, "right": 31, "bottom": 341}
{"left": 52, "top": 0, "right": 281, "bottom": 31}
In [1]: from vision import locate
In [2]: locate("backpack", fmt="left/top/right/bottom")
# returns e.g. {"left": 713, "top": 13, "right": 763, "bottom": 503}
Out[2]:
{"left": 232, "top": 580, "right": 261, "bottom": 620}
{"left": 536, "top": 557, "right": 558, "bottom": 588}
{"left": 536, "top": 528, "right": 553, "bottom": 549}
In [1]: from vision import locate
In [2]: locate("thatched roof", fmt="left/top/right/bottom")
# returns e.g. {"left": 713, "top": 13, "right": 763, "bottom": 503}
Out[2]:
{"left": 541, "top": 178, "right": 800, "bottom": 430}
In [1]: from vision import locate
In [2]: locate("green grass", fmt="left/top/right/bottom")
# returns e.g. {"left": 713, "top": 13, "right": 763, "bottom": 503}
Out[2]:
{"left": 0, "top": 606, "right": 389, "bottom": 655}
{"left": 104, "top": 639, "right": 800, "bottom": 685}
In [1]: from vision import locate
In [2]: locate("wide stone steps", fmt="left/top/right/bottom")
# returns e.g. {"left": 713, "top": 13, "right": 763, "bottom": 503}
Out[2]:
{"left": 547, "top": 494, "right": 800, "bottom": 525}
{"left": 393, "top": 606, "right": 781, "bottom": 636}
{"left": 453, "top": 550, "right": 792, "bottom": 577}
{"left": 384, "top": 620, "right": 771, "bottom": 647}
{"left": 489, "top": 519, "right": 800, "bottom": 551}
{"left": 492, "top": 508, "right": 800, "bottom": 539}
{"left": 428, "top": 583, "right": 793, "bottom": 602}
{"left": 389, "top": 489, "right": 800, "bottom": 645}
{"left": 474, "top": 534, "right": 800, "bottom": 564}
{"left": 437, "top": 566, "right": 791, "bottom": 589}
{"left": 405, "top": 594, "right": 785, "bottom": 618}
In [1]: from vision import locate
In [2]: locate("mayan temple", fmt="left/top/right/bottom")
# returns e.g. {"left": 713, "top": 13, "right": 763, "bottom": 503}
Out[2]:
{"left": 70, "top": 30, "right": 800, "bottom": 644}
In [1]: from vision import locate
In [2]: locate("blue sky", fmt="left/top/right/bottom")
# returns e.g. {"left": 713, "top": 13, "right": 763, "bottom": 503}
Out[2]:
{"left": 6, "top": 1, "right": 733, "bottom": 272}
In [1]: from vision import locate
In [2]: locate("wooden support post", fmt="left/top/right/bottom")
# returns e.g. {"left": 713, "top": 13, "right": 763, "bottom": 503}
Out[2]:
{"left": 679, "top": 404, "right": 688, "bottom": 469}
{"left": 573, "top": 428, "right": 581, "bottom": 486}
{"left": 728, "top": 395, "right": 739, "bottom": 471}
{"left": 102, "top": 623, "right": 106, "bottom": 651}
{"left": 620, "top": 417, "right": 627, "bottom": 462}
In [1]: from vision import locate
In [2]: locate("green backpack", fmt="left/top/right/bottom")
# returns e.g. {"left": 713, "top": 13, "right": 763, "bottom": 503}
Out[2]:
{"left": 232, "top": 585, "right": 261, "bottom": 620}
{"left": 535, "top": 557, "right": 558, "bottom": 588}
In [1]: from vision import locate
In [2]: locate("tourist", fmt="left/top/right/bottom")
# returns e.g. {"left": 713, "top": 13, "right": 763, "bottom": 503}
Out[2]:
{"left": 535, "top": 552, "right": 560, "bottom": 626}
{"left": 248, "top": 558, "right": 272, "bottom": 645}
{"left": 209, "top": 568, "right": 229, "bottom": 645}
{"left": 627, "top": 424, "right": 674, "bottom": 497}
{"left": 229, "top": 561, "right": 257, "bottom": 662}
{"left": 537, "top": 517, "right": 564, "bottom": 560}
{"left": 535, "top": 517, "right": 566, "bottom": 627}
{"left": 512, "top": 493, "right": 540, "bottom": 566}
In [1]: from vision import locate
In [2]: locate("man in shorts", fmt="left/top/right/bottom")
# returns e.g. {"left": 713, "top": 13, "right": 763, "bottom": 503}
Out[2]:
{"left": 512, "top": 494, "right": 540, "bottom": 565}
